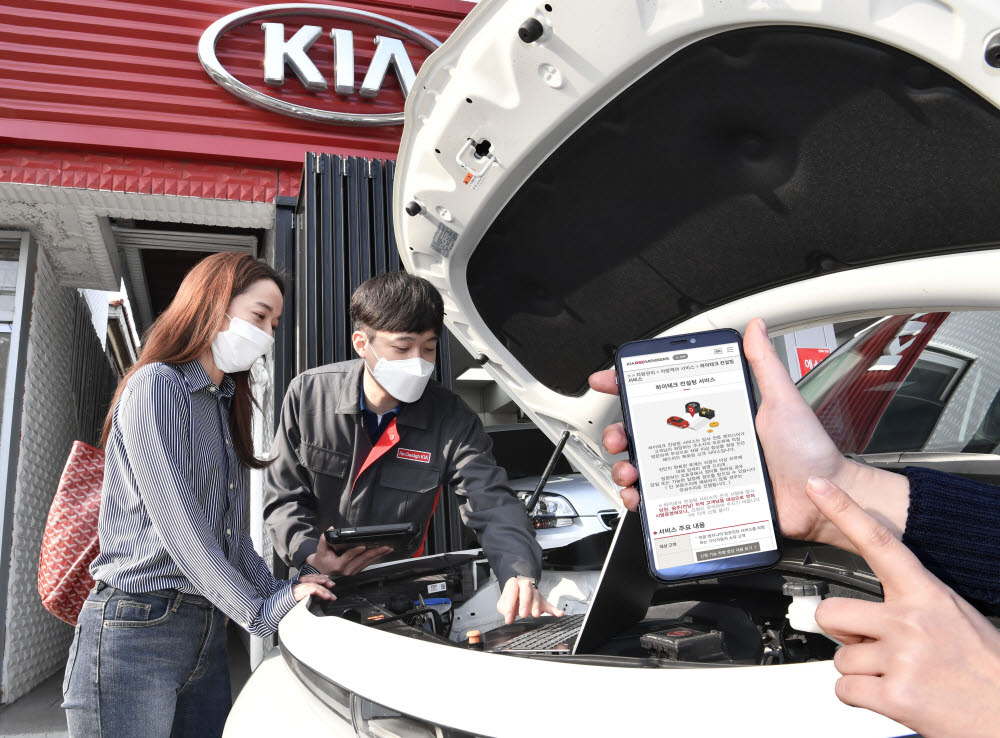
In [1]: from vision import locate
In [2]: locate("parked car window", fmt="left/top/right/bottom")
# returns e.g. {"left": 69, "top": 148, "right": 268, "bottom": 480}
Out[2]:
{"left": 797, "top": 311, "right": 1000, "bottom": 455}
{"left": 486, "top": 424, "right": 574, "bottom": 479}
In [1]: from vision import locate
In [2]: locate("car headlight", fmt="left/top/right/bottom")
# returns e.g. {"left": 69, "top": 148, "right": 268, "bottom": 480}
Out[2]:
{"left": 516, "top": 491, "right": 579, "bottom": 528}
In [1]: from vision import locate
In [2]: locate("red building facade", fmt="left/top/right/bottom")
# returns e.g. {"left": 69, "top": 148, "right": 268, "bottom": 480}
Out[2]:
{"left": 1, "top": 0, "right": 471, "bottom": 200}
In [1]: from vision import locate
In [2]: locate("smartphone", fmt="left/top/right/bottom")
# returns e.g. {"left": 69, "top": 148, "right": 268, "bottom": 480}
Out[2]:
{"left": 615, "top": 328, "right": 782, "bottom": 583}
{"left": 323, "top": 523, "right": 420, "bottom": 555}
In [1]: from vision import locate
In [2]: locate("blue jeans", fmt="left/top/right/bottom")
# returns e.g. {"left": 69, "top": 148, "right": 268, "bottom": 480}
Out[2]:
{"left": 62, "top": 583, "right": 231, "bottom": 738}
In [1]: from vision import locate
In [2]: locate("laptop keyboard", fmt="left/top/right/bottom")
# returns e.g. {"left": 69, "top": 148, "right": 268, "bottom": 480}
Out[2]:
{"left": 499, "top": 615, "right": 585, "bottom": 651}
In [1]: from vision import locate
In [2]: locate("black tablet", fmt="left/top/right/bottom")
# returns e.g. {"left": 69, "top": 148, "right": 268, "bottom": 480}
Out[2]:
{"left": 323, "top": 523, "right": 420, "bottom": 555}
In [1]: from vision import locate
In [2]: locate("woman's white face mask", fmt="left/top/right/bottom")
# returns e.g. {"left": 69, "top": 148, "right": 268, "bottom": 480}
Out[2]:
{"left": 211, "top": 314, "right": 274, "bottom": 374}
{"left": 365, "top": 341, "right": 434, "bottom": 403}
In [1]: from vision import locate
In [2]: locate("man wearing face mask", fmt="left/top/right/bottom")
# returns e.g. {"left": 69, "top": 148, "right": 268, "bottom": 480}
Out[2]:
{"left": 263, "top": 271, "right": 561, "bottom": 623}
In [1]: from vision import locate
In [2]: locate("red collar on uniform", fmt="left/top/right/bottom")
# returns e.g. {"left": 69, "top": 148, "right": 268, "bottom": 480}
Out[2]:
{"left": 351, "top": 417, "right": 400, "bottom": 495}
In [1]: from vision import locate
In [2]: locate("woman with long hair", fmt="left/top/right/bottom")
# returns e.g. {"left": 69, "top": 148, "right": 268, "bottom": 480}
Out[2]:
{"left": 61, "top": 252, "right": 335, "bottom": 737}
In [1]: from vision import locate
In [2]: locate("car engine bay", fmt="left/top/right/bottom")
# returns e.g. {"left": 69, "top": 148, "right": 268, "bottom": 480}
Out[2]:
{"left": 305, "top": 540, "right": 903, "bottom": 669}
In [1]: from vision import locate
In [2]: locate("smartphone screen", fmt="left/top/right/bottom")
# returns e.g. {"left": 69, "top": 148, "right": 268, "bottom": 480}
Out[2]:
{"left": 616, "top": 329, "right": 781, "bottom": 582}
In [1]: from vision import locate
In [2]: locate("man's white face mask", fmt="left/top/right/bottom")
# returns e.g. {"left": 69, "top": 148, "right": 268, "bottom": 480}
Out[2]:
{"left": 211, "top": 314, "right": 274, "bottom": 374}
{"left": 365, "top": 340, "right": 434, "bottom": 403}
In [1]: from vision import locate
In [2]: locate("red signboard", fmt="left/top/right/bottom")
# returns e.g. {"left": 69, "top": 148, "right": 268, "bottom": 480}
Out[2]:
{"left": 797, "top": 347, "right": 831, "bottom": 376}
{"left": 0, "top": 1, "right": 471, "bottom": 166}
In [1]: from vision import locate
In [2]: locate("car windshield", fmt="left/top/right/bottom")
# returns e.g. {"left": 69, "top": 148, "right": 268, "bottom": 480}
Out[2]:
{"left": 796, "top": 311, "right": 1000, "bottom": 455}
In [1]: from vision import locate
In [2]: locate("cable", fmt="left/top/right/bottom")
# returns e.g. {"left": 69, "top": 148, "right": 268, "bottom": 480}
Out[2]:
{"left": 366, "top": 606, "right": 442, "bottom": 634}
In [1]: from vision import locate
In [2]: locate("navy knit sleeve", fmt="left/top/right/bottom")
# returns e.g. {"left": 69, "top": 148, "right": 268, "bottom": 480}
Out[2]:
{"left": 901, "top": 466, "right": 1000, "bottom": 606}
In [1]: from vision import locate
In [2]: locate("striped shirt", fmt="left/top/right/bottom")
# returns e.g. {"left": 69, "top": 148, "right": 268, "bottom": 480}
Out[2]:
{"left": 91, "top": 360, "right": 310, "bottom": 637}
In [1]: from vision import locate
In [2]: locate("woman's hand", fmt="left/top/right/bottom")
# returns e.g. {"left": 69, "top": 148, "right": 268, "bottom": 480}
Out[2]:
{"left": 809, "top": 477, "right": 1000, "bottom": 738}
{"left": 589, "top": 318, "right": 911, "bottom": 553}
{"left": 739, "top": 317, "right": 896, "bottom": 548}
{"left": 292, "top": 575, "right": 336, "bottom": 603}
{"left": 298, "top": 573, "right": 335, "bottom": 587}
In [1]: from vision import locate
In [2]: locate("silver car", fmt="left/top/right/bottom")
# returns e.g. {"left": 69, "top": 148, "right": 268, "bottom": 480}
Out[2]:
{"left": 486, "top": 423, "right": 619, "bottom": 551}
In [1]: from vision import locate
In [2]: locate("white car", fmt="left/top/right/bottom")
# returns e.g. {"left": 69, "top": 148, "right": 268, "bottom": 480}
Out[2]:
{"left": 227, "top": 1, "right": 1000, "bottom": 736}
{"left": 486, "top": 423, "right": 620, "bottom": 552}
{"left": 509, "top": 473, "right": 619, "bottom": 552}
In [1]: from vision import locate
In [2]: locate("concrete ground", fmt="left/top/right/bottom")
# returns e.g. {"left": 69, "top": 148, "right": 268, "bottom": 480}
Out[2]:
{"left": 0, "top": 625, "right": 252, "bottom": 737}
{"left": 0, "top": 672, "right": 68, "bottom": 738}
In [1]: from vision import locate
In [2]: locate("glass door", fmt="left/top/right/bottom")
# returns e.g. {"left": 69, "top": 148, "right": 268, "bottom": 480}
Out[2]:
{"left": 0, "top": 242, "right": 21, "bottom": 411}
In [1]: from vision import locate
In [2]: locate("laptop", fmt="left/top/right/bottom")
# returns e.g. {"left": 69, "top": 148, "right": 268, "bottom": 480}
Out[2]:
{"left": 481, "top": 511, "right": 655, "bottom": 656}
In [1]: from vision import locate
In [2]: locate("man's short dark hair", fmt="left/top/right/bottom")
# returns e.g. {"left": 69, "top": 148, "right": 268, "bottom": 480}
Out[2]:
{"left": 350, "top": 271, "right": 444, "bottom": 336}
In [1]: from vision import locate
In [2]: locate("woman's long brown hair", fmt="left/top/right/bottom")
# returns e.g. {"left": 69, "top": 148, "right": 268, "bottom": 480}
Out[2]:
{"left": 101, "top": 251, "right": 284, "bottom": 470}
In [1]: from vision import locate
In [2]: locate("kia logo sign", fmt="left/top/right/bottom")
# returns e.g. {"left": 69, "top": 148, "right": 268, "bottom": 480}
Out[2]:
{"left": 198, "top": 4, "right": 441, "bottom": 126}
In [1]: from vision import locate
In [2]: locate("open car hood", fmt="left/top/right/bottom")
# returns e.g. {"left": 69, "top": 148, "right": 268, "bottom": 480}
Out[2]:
{"left": 394, "top": 0, "right": 1000, "bottom": 504}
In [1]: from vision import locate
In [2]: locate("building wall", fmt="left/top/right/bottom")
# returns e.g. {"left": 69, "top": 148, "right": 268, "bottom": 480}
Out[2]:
{"left": 2, "top": 247, "right": 78, "bottom": 703}
{"left": 0, "top": 147, "right": 302, "bottom": 202}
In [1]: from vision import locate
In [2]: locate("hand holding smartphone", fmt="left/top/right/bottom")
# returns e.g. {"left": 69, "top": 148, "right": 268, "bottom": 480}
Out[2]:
{"left": 615, "top": 329, "right": 782, "bottom": 582}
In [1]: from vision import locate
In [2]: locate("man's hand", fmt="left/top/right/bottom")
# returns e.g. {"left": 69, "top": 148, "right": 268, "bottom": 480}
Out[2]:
{"left": 305, "top": 529, "right": 394, "bottom": 577}
{"left": 589, "top": 318, "right": 911, "bottom": 553}
{"left": 497, "top": 577, "right": 564, "bottom": 624}
{"left": 808, "top": 477, "right": 1000, "bottom": 738}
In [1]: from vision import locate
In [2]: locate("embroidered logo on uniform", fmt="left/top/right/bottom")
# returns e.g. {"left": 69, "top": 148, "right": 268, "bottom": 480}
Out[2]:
{"left": 397, "top": 448, "right": 431, "bottom": 463}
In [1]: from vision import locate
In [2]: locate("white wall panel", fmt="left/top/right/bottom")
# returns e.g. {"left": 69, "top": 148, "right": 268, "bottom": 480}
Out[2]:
{"left": 2, "top": 248, "right": 78, "bottom": 703}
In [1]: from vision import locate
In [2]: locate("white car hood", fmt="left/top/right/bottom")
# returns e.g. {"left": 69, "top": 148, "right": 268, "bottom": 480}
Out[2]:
{"left": 394, "top": 0, "right": 1000, "bottom": 504}
{"left": 278, "top": 598, "right": 907, "bottom": 738}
